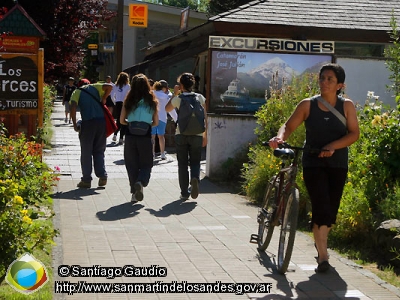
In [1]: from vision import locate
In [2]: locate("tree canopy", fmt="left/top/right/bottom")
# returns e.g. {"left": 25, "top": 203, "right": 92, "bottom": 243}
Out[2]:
{"left": 143, "top": 0, "right": 209, "bottom": 12}
{"left": 0, "top": 0, "right": 115, "bottom": 82}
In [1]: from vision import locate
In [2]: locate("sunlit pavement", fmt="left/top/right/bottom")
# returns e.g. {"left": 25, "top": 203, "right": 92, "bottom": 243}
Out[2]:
{"left": 46, "top": 102, "right": 400, "bottom": 299}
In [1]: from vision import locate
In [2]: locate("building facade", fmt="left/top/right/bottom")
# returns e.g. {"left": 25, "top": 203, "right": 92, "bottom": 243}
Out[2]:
{"left": 123, "top": 0, "right": 400, "bottom": 177}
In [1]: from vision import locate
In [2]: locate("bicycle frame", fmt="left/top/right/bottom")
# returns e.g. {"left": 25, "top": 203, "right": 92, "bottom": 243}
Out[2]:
{"left": 250, "top": 142, "right": 323, "bottom": 273}
{"left": 270, "top": 148, "right": 301, "bottom": 227}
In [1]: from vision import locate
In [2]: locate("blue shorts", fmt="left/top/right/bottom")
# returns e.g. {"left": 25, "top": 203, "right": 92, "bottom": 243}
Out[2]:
{"left": 151, "top": 121, "right": 166, "bottom": 135}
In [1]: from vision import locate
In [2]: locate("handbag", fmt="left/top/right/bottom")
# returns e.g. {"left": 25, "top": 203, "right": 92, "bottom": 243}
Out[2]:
{"left": 103, "top": 104, "right": 118, "bottom": 137}
{"left": 79, "top": 87, "right": 117, "bottom": 137}
{"left": 128, "top": 121, "right": 151, "bottom": 136}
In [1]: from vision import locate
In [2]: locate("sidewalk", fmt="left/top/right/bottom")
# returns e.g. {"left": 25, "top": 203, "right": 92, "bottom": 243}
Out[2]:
{"left": 45, "top": 102, "right": 400, "bottom": 299}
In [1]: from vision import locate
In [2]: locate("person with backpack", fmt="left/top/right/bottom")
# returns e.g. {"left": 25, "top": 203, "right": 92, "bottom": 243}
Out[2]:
{"left": 166, "top": 73, "right": 207, "bottom": 200}
{"left": 120, "top": 74, "right": 159, "bottom": 204}
{"left": 69, "top": 79, "right": 113, "bottom": 189}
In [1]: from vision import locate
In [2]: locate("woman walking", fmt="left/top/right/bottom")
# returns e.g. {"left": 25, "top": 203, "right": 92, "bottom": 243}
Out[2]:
{"left": 120, "top": 74, "right": 158, "bottom": 203}
{"left": 111, "top": 72, "right": 130, "bottom": 144}
{"left": 151, "top": 80, "right": 177, "bottom": 160}
{"left": 269, "top": 63, "right": 359, "bottom": 273}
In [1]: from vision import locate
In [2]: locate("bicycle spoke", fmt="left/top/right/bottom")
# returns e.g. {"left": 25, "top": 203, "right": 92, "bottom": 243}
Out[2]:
{"left": 258, "top": 177, "right": 278, "bottom": 251}
{"left": 277, "top": 188, "right": 299, "bottom": 274}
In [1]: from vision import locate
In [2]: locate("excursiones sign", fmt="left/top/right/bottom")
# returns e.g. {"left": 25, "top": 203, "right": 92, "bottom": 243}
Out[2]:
{"left": 209, "top": 36, "right": 334, "bottom": 54}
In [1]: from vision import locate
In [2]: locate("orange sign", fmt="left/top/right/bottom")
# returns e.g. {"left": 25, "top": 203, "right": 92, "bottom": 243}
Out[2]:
{"left": 129, "top": 4, "right": 148, "bottom": 28}
{"left": 1, "top": 36, "right": 38, "bottom": 53}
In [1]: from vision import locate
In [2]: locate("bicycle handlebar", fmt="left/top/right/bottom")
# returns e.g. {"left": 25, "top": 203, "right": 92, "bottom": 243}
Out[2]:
{"left": 262, "top": 141, "right": 326, "bottom": 154}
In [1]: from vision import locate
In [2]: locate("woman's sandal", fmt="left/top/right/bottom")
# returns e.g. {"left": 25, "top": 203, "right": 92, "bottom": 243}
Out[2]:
{"left": 315, "top": 260, "right": 330, "bottom": 273}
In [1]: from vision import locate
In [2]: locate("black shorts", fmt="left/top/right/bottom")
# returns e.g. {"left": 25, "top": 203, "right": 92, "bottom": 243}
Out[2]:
{"left": 303, "top": 167, "right": 347, "bottom": 228}
{"left": 105, "top": 96, "right": 115, "bottom": 108}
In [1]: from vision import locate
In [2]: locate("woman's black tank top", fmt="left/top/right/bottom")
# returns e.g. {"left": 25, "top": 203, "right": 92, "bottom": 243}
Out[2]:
{"left": 302, "top": 95, "right": 348, "bottom": 168}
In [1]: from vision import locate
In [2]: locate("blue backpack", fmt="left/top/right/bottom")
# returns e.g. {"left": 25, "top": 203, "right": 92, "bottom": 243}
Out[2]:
{"left": 177, "top": 93, "right": 205, "bottom": 135}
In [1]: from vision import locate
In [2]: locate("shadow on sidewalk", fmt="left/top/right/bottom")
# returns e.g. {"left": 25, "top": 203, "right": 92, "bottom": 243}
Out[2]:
{"left": 145, "top": 199, "right": 197, "bottom": 217}
{"left": 96, "top": 203, "right": 144, "bottom": 221}
{"left": 295, "top": 268, "right": 359, "bottom": 299}
{"left": 52, "top": 188, "right": 101, "bottom": 200}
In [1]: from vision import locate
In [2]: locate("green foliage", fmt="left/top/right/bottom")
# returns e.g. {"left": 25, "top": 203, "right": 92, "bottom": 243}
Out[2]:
{"left": 242, "top": 72, "right": 320, "bottom": 203}
{"left": 144, "top": 0, "right": 209, "bottom": 12}
{"left": 346, "top": 93, "right": 400, "bottom": 223}
{"left": 0, "top": 130, "right": 59, "bottom": 280}
{"left": 330, "top": 186, "right": 373, "bottom": 244}
{"left": 37, "top": 84, "right": 56, "bottom": 147}
{"left": 384, "top": 13, "right": 400, "bottom": 99}
{"left": 217, "top": 145, "right": 250, "bottom": 182}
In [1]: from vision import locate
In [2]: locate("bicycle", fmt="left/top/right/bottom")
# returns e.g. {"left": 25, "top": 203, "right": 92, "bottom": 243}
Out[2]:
{"left": 250, "top": 142, "right": 321, "bottom": 274}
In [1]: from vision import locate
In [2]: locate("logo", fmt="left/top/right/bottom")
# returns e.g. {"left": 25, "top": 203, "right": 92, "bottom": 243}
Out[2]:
{"left": 6, "top": 253, "right": 49, "bottom": 294}
{"left": 129, "top": 4, "right": 148, "bottom": 28}
{"left": 131, "top": 5, "right": 145, "bottom": 18}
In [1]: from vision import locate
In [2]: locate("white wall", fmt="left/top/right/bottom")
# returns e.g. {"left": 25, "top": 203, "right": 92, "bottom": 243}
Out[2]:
{"left": 206, "top": 115, "right": 258, "bottom": 178}
{"left": 337, "top": 58, "right": 395, "bottom": 106}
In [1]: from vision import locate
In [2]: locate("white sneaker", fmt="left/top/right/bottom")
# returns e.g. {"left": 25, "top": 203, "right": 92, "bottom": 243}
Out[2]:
{"left": 131, "top": 194, "right": 138, "bottom": 204}
{"left": 112, "top": 135, "right": 117, "bottom": 142}
{"left": 161, "top": 152, "right": 166, "bottom": 160}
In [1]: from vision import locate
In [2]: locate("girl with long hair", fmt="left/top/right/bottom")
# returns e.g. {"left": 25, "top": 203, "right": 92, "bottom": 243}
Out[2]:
{"left": 120, "top": 74, "right": 158, "bottom": 203}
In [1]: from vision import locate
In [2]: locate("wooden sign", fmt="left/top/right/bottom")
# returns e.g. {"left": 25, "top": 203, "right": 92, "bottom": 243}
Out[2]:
{"left": 1, "top": 36, "right": 39, "bottom": 53}
{"left": 0, "top": 51, "right": 44, "bottom": 137}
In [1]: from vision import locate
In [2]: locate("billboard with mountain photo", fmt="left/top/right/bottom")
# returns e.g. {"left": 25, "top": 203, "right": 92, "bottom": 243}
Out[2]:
{"left": 209, "top": 51, "right": 332, "bottom": 113}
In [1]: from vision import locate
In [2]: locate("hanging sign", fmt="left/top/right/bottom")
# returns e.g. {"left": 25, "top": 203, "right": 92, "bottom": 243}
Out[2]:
{"left": 129, "top": 4, "right": 148, "bottom": 28}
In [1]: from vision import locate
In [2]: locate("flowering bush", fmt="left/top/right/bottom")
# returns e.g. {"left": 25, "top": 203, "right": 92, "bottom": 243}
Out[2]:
{"left": 242, "top": 72, "right": 319, "bottom": 208}
{"left": 0, "top": 128, "right": 59, "bottom": 279}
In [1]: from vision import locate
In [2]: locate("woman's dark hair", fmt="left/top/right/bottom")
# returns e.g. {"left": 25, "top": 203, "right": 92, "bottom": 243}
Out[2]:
{"left": 177, "top": 73, "right": 195, "bottom": 92}
{"left": 115, "top": 72, "right": 130, "bottom": 88}
{"left": 153, "top": 81, "right": 163, "bottom": 91}
{"left": 124, "top": 74, "right": 157, "bottom": 114}
{"left": 319, "top": 63, "right": 346, "bottom": 95}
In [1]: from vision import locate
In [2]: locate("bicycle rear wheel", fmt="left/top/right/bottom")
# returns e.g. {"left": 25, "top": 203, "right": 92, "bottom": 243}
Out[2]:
{"left": 277, "top": 187, "right": 299, "bottom": 274}
{"left": 257, "top": 176, "right": 279, "bottom": 251}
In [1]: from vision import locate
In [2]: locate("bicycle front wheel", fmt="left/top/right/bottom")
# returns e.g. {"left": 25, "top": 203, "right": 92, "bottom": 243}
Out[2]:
{"left": 277, "top": 187, "right": 299, "bottom": 274}
{"left": 257, "top": 176, "right": 279, "bottom": 251}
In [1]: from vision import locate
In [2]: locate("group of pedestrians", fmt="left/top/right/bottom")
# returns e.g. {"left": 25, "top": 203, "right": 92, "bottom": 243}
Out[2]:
{"left": 66, "top": 72, "right": 207, "bottom": 204}
{"left": 63, "top": 63, "right": 360, "bottom": 274}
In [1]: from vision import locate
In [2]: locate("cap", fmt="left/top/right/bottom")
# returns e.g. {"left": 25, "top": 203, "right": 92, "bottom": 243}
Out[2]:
{"left": 78, "top": 78, "right": 90, "bottom": 87}
{"left": 159, "top": 80, "right": 169, "bottom": 88}
{"left": 68, "top": 77, "right": 74, "bottom": 81}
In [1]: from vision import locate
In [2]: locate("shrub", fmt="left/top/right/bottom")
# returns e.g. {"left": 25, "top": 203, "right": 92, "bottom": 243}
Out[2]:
{"left": 37, "top": 84, "right": 56, "bottom": 147}
{"left": 0, "top": 129, "right": 58, "bottom": 280}
{"left": 242, "top": 72, "right": 320, "bottom": 206}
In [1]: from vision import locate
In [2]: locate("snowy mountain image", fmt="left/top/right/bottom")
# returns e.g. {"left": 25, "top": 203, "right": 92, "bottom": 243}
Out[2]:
{"left": 248, "top": 57, "right": 300, "bottom": 80}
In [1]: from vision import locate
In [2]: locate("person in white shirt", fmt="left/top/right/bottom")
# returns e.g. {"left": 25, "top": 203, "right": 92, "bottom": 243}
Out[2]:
{"left": 151, "top": 80, "right": 177, "bottom": 160}
{"left": 104, "top": 75, "right": 115, "bottom": 115}
{"left": 111, "top": 72, "right": 130, "bottom": 144}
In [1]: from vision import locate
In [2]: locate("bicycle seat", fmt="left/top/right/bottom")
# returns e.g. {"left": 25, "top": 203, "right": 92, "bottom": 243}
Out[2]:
{"left": 273, "top": 148, "right": 295, "bottom": 159}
